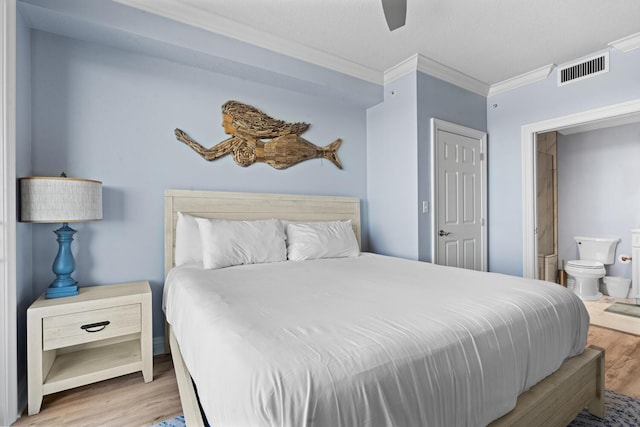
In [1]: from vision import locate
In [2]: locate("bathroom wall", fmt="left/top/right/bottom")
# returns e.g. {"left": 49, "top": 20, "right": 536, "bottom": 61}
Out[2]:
{"left": 557, "top": 121, "right": 640, "bottom": 279}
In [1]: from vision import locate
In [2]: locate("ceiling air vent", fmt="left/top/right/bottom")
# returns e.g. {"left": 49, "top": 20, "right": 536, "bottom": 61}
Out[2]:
{"left": 558, "top": 52, "right": 609, "bottom": 86}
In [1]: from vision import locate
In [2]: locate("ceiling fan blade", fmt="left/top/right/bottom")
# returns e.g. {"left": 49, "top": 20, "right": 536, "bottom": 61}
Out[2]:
{"left": 381, "top": 0, "right": 407, "bottom": 31}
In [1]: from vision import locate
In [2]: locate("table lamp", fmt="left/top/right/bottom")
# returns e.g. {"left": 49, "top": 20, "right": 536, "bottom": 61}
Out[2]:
{"left": 19, "top": 175, "right": 103, "bottom": 299}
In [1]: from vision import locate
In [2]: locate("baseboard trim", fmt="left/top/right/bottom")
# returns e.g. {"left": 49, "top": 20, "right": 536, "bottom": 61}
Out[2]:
{"left": 17, "top": 374, "right": 26, "bottom": 419}
{"left": 153, "top": 336, "right": 165, "bottom": 355}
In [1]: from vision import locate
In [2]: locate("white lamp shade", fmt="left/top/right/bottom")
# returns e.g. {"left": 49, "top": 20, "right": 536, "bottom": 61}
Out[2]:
{"left": 19, "top": 177, "right": 103, "bottom": 223}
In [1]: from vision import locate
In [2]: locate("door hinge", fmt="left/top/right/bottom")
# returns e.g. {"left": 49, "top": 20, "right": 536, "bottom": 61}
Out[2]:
{"left": 481, "top": 218, "right": 485, "bottom": 226}
{"left": 479, "top": 153, "right": 485, "bottom": 161}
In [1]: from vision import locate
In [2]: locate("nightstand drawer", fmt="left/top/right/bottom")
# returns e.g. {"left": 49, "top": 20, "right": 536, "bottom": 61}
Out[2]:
{"left": 43, "top": 303, "right": 141, "bottom": 350}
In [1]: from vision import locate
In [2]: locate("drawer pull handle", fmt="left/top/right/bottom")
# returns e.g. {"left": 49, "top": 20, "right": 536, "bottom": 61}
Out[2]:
{"left": 80, "top": 321, "right": 110, "bottom": 333}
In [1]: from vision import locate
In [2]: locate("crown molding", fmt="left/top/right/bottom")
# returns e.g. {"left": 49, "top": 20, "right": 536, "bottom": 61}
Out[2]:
{"left": 417, "top": 55, "right": 489, "bottom": 96}
{"left": 383, "top": 54, "right": 419, "bottom": 84}
{"left": 117, "top": 1, "right": 493, "bottom": 96}
{"left": 384, "top": 54, "right": 489, "bottom": 96}
{"left": 609, "top": 32, "right": 640, "bottom": 52}
{"left": 114, "top": 0, "right": 382, "bottom": 84}
{"left": 488, "top": 64, "right": 556, "bottom": 97}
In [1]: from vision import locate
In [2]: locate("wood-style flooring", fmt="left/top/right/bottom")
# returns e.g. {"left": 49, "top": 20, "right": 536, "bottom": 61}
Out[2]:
{"left": 12, "top": 325, "right": 640, "bottom": 426}
{"left": 587, "top": 325, "right": 640, "bottom": 400}
{"left": 12, "top": 354, "right": 182, "bottom": 427}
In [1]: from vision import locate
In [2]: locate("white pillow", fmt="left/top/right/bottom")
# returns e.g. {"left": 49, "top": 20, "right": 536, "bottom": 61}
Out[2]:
{"left": 196, "top": 218, "right": 287, "bottom": 269}
{"left": 286, "top": 220, "right": 360, "bottom": 261}
{"left": 175, "top": 212, "right": 203, "bottom": 266}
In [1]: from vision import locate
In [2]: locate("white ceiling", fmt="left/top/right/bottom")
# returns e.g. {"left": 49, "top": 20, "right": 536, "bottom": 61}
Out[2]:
{"left": 117, "top": 0, "right": 640, "bottom": 87}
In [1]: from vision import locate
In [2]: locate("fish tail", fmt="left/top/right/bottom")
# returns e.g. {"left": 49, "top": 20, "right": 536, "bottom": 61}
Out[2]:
{"left": 322, "top": 139, "right": 343, "bottom": 169}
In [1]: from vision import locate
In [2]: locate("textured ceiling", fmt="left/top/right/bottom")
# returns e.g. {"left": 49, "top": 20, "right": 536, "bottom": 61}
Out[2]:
{"left": 136, "top": 0, "right": 640, "bottom": 86}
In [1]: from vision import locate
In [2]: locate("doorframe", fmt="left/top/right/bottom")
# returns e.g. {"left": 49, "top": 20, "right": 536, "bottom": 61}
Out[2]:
{"left": 0, "top": 0, "right": 17, "bottom": 424}
{"left": 431, "top": 118, "right": 488, "bottom": 271}
{"left": 521, "top": 99, "right": 640, "bottom": 278}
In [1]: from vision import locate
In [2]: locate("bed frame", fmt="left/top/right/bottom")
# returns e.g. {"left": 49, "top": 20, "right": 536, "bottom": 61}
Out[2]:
{"left": 163, "top": 189, "right": 605, "bottom": 427}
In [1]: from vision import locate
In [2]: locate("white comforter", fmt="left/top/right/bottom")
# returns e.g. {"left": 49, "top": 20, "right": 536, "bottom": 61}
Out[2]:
{"left": 164, "top": 253, "right": 588, "bottom": 427}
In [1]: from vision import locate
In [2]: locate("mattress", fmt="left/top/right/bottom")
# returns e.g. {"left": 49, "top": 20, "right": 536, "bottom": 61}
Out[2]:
{"left": 163, "top": 253, "right": 589, "bottom": 427}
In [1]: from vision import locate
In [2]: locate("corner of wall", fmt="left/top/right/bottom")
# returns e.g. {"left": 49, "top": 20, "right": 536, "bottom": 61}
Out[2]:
{"left": 15, "top": 5, "right": 33, "bottom": 419}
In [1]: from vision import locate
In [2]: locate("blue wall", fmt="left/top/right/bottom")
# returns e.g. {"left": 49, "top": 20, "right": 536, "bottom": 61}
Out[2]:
{"left": 367, "top": 73, "right": 419, "bottom": 259}
{"left": 18, "top": 0, "right": 381, "bottom": 109}
{"left": 366, "top": 71, "right": 487, "bottom": 262}
{"left": 557, "top": 122, "right": 640, "bottom": 280}
{"left": 416, "top": 72, "right": 487, "bottom": 262}
{"left": 487, "top": 48, "right": 640, "bottom": 276}
{"left": 28, "top": 30, "right": 369, "bottom": 344}
{"left": 26, "top": 23, "right": 487, "bottom": 360}
{"left": 16, "top": 2, "right": 639, "bottom": 411}
{"left": 15, "top": 8, "right": 32, "bottom": 404}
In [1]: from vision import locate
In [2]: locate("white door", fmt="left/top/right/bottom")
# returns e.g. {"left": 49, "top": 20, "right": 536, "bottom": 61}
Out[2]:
{"left": 432, "top": 119, "right": 487, "bottom": 271}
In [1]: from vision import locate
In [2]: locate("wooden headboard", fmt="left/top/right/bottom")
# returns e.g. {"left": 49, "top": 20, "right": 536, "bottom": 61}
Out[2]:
{"left": 164, "top": 189, "right": 361, "bottom": 276}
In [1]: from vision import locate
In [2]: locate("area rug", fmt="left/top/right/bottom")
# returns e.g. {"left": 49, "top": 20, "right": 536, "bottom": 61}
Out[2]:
{"left": 567, "top": 390, "right": 640, "bottom": 426}
{"left": 151, "top": 414, "right": 185, "bottom": 427}
{"left": 605, "top": 302, "right": 640, "bottom": 319}
{"left": 150, "top": 390, "right": 639, "bottom": 427}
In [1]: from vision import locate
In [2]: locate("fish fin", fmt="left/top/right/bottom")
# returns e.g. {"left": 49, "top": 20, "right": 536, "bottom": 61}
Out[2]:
{"left": 323, "top": 138, "right": 343, "bottom": 169}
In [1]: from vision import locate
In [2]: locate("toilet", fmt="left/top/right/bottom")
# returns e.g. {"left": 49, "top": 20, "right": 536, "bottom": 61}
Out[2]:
{"left": 565, "top": 236, "right": 620, "bottom": 301}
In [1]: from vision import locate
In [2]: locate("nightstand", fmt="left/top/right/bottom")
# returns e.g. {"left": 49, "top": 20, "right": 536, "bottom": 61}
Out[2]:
{"left": 27, "top": 281, "right": 153, "bottom": 415}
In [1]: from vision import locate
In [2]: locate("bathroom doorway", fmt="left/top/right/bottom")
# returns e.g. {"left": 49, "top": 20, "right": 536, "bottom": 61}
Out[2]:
{"left": 535, "top": 125, "right": 638, "bottom": 285}
{"left": 521, "top": 99, "right": 640, "bottom": 279}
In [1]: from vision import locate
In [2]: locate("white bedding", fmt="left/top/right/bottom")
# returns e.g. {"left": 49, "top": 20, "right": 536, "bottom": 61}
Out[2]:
{"left": 164, "top": 253, "right": 589, "bottom": 427}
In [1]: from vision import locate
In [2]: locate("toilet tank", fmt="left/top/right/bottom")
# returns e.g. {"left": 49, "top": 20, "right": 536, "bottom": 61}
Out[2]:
{"left": 575, "top": 235, "right": 620, "bottom": 264}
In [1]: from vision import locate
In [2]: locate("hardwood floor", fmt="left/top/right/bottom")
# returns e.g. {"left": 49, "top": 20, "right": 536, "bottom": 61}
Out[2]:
{"left": 11, "top": 324, "right": 640, "bottom": 426}
{"left": 12, "top": 354, "right": 182, "bottom": 427}
{"left": 587, "top": 324, "right": 640, "bottom": 400}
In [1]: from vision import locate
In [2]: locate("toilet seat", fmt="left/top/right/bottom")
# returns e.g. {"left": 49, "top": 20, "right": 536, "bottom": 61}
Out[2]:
{"left": 566, "top": 260, "right": 604, "bottom": 269}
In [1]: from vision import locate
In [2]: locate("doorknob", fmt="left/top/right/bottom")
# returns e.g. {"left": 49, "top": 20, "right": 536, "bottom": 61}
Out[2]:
{"left": 439, "top": 230, "right": 451, "bottom": 237}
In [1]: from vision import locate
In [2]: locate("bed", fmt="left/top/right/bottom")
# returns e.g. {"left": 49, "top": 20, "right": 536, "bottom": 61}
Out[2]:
{"left": 163, "top": 189, "right": 605, "bottom": 427}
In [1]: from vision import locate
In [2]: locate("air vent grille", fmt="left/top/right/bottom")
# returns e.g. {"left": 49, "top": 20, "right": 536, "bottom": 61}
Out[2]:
{"left": 558, "top": 52, "right": 609, "bottom": 86}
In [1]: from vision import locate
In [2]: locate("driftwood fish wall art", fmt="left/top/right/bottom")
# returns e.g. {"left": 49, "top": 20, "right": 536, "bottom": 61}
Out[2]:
{"left": 174, "top": 100, "right": 343, "bottom": 170}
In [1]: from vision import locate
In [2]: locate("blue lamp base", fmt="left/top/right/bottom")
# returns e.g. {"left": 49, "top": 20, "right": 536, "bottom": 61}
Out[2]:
{"left": 46, "top": 223, "right": 79, "bottom": 299}
{"left": 45, "top": 285, "right": 79, "bottom": 298}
